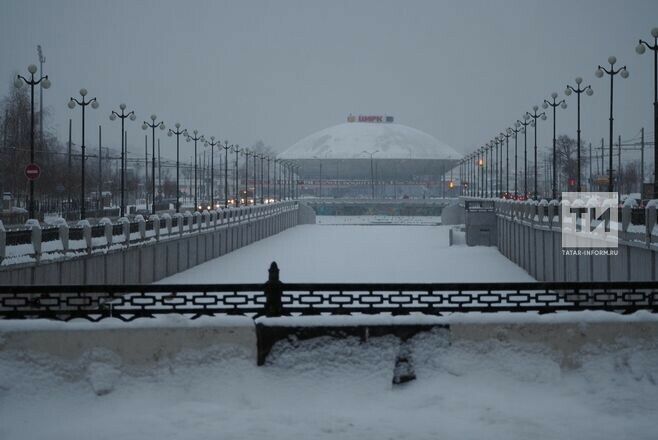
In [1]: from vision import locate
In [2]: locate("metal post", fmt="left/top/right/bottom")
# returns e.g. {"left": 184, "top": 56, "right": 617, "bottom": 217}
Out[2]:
{"left": 636, "top": 30, "right": 658, "bottom": 197}
{"left": 596, "top": 58, "right": 628, "bottom": 193}
{"left": 98, "top": 125, "right": 102, "bottom": 211}
{"left": 641, "top": 127, "right": 645, "bottom": 193}
{"left": 234, "top": 146, "right": 239, "bottom": 206}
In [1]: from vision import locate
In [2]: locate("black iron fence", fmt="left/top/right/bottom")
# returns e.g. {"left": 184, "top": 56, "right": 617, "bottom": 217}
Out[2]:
{"left": 0, "top": 262, "right": 656, "bottom": 322}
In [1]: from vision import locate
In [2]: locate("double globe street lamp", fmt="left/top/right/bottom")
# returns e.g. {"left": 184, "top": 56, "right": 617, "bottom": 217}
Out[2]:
{"left": 595, "top": 56, "right": 629, "bottom": 193}
{"left": 14, "top": 64, "right": 51, "bottom": 219}
{"left": 526, "top": 106, "right": 547, "bottom": 199}
{"left": 142, "top": 115, "right": 165, "bottom": 214}
{"left": 518, "top": 115, "right": 531, "bottom": 198}
{"left": 167, "top": 123, "right": 187, "bottom": 213}
{"left": 220, "top": 141, "right": 231, "bottom": 208}
{"left": 185, "top": 130, "right": 203, "bottom": 210}
{"left": 565, "top": 78, "right": 593, "bottom": 192}
{"left": 68, "top": 89, "right": 99, "bottom": 219}
{"left": 204, "top": 136, "right": 220, "bottom": 209}
{"left": 110, "top": 104, "right": 136, "bottom": 217}
{"left": 542, "top": 92, "right": 567, "bottom": 199}
{"left": 635, "top": 28, "right": 658, "bottom": 196}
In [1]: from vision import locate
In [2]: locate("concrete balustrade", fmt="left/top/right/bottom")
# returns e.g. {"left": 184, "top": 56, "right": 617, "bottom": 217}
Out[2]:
{"left": 99, "top": 217, "right": 113, "bottom": 246}
{"left": 0, "top": 201, "right": 315, "bottom": 285}
{"left": 491, "top": 197, "right": 658, "bottom": 282}
{"left": 149, "top": 215, "right": 160, "bottom": 241}
{"left": 118, "top": 217, "right": 130, "bottom": 244}
{"left": 77, "top": 220, "right": 92, "bottom": 254}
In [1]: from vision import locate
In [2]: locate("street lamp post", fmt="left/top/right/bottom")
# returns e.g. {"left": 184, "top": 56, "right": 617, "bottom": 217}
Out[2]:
{"left": 258, "top": 154, "right": 265, "bottom": 204}
{"left": 596, "top": 56, "right": 629, "bottom": 193}
{"left": 362, "top": 150, "right": 379, "bottom": 199}
{"left": 244, "top": 149, "right": 252, "bottom": 205}
{"left": 503, "top": 129, "right": 512, "bottom": 196}
{"left": 484, "top": 141, "right": 494, "bottom": 197}
{"left": 221, "top": 141, "right": 230, "bottom": 208}
{"left": 565, "top": 78, "right": 594, "bottom": 192}
{"left": 493, "top": 139, "right": 499, "bottom": 197}
{"left": 67, "top": 89, "right": 98, "bottom": 220}
{"left": 636, "top": 28, "right": 658, "bottom": 197}
{"left": 266, "top": 156, "right": 271, "bottom": 202}
{"left": 472, "top": 153, "right": 477, "bottom": 196}
{"left": 542, "top": 92, "right": 568, "bottom": 199}
{"left": 110, "top": 104, "right": 136, "bottom": 217}
{"left": 252, "top": 152, "right": 258, "bottom": 204}
{"left": 526, "top": 106, "right": 547, "bottom": 199}
{"left": 167, "top": 123, "right": 187, "bottom": 213}
{"left": 273, "top": 158, "right": 279, "bottom": 201}
{"left": 15, "top": 64, "right": 51, "bottom": 219}
{"left": 479, "top": 147, "right": 485, "bottom": 198}
{"left": 233, "top": 145, "right": 241, "bottom": 207}
{"left": 142, "top": 115, "right": 166, "bottom": 214}
{"left": 204, "top": 136, "right": 220, "bottom": 209}
{"left": 518, "top": 116, "right": 531, "bottom": 198}
{"left": 510, "top": 124, "right": 521, "bottom": 197}
{"left": 281, "top": 161, "right": 288, "bottom": 200}
{"left": 184, "top": 130, "right": 203, "bottom": 210}
{"left": 292, "top": 164, "right": 299, "bottom": 199}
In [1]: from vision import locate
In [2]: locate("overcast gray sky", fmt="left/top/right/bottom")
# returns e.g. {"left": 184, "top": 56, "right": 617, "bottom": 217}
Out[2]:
{"left": 1, "top": 0, "right": 657, "bottom": 162}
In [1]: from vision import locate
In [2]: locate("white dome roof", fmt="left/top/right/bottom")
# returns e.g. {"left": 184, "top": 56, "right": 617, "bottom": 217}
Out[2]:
{"left": 279, "top": 122, "right": 462, "bottom": 160}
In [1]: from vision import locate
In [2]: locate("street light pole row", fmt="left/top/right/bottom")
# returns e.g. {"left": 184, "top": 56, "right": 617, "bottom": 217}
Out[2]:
{"left": 459, "top": 26, "right": 658, "bottom": 200}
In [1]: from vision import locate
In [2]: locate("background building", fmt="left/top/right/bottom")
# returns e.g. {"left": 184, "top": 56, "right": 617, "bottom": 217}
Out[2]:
{"left": 278, "top": 116, "right": 462, "bottom": 198}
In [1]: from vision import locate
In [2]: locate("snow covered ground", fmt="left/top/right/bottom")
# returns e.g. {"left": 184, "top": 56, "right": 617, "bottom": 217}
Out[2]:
{"left": 159, "top": 223, "right": 533, "bottom": 284}
{"left": 1, "top": 324, "right": 656, "bottom": 440}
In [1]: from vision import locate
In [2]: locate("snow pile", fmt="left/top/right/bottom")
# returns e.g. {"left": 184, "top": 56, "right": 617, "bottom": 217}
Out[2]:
{"left": 278, "top": 122, "right": 462, "bottom": 160}
{"left": 1, "top": 326, "right": 656, "bottom": 439}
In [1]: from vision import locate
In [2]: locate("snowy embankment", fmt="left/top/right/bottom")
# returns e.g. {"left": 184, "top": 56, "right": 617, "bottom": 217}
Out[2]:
{"left": 158, "top": 224, "right": 533, "bottom": 283}
{"left": 0, "top": 312, "right": 657, "bottom": 440}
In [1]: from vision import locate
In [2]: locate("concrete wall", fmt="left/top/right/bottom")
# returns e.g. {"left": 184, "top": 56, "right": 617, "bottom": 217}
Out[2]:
{"left": 0, "top": 202, "right": 314, "bottom": 286}
{"left": 0, "top": 319, "right": 256, "bottom": 366}
{"left": 3, "top": 318, "right": 655, "bottom": 371}
{"left": 492, "top": 199, "right": 658, "bottom": 281}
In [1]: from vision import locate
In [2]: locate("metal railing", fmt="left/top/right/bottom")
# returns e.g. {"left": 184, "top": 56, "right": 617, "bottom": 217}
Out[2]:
{"left": 1, "top": 262, "right": 656, "bottom": 321}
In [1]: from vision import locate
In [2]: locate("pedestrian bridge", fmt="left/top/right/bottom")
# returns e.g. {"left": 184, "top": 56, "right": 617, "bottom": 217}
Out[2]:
{"left": 303, "top": 197, "right": 454, "bottom": 216}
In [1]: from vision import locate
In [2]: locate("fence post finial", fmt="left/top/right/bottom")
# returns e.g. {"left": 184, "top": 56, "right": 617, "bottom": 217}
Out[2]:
{"left": 264, "top": 261, "right": 282, "bottom": 317}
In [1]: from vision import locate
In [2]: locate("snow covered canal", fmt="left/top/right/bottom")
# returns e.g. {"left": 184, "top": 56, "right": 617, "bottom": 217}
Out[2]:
{"left": 159, "top": 221, "right": 534, "bottom": 283}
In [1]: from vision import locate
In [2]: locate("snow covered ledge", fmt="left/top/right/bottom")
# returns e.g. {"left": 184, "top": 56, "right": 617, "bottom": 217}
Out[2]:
{"left": 1, "top": 311, "right": 657, "bottom": 372}
{"left": 0, "top": 316, "right": 256, "bottom": 367}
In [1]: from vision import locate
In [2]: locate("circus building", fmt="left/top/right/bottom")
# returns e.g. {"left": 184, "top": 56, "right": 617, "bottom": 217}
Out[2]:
{"left": 278, "top": 115, "right": 462, "bottom": 198}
